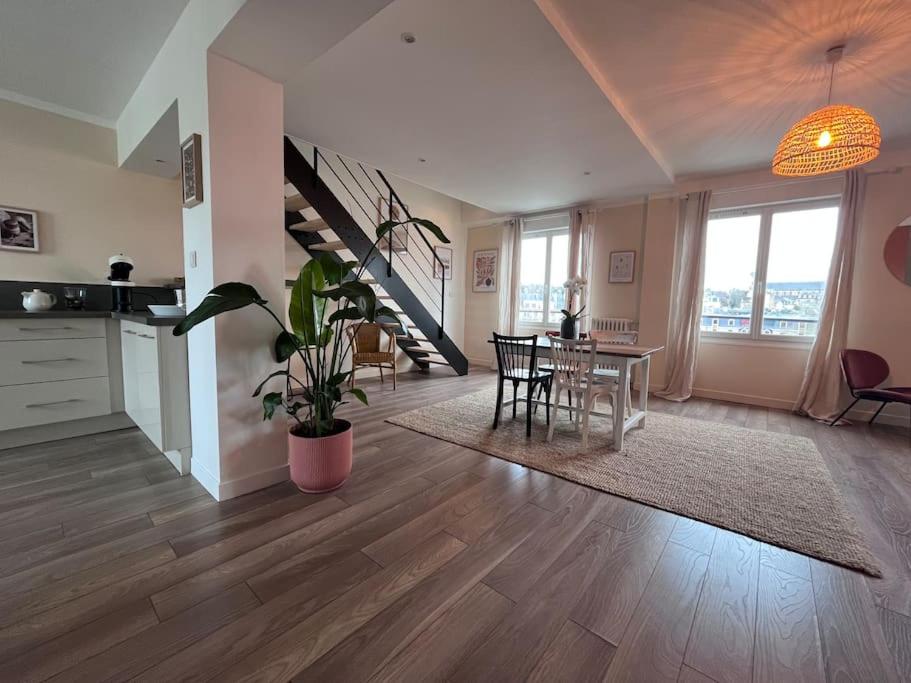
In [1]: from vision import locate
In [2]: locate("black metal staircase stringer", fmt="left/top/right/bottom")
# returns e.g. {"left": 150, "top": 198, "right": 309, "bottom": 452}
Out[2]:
{"left": 283, "top": 137, "right": 468, "bottom": 375}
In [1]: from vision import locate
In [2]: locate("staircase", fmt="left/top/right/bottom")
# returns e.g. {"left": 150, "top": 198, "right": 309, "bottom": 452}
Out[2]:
{"left": 283, "top": 136, "right": 468, "bottom": 375}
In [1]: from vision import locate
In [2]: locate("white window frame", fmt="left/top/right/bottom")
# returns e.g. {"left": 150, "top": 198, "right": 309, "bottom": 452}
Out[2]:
{"left": 517, "top": 225, "right": 570, "bottom": 330}
{"left": 701, "top": 197, "right": 839, "bottom": 345}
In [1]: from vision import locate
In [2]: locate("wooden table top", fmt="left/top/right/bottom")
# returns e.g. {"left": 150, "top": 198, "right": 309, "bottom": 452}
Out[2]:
{"left": 487, "top": 336, "right": 664, "bottom": 359}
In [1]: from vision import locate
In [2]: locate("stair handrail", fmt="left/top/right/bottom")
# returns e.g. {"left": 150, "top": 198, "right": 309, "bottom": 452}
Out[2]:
{"left": 308, "top": 146, "right": 446, "bottom": 338}
{"left": 375, "top": 168, "right": 446, "bottom": 337}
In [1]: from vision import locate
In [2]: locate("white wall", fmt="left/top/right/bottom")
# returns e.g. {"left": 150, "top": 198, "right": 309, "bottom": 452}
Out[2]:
{"left": 205, "top": 53, "right": 286, "bottom": 497}
{"left": 462, "top": 156, "right": 911, "bottom": 425}
{"left": 464, "top": 222, "right": 504, "bottom": 366}
{"left": 0, "top": 99, "right": 182, "bottom": 285}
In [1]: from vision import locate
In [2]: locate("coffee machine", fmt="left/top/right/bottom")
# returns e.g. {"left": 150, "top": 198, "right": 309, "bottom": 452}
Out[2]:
{"left": 108, "top": 253, "right": 135, "bottom": 312}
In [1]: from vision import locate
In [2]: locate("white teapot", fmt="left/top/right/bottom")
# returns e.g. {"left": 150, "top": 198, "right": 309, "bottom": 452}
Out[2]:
{"left": 21, "top": 289, "right": 57, "bottom": 312}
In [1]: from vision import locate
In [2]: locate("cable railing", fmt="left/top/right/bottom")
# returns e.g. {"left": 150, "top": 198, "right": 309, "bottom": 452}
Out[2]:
{"left": 309, "top": 146, "right": 446, "bottom": 337}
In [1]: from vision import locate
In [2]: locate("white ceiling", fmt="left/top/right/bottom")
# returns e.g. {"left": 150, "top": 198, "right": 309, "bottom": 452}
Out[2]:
{"left": 235, "top": 0, "right": 672, "bottom": 213}
{"left": 0, "top": 0, "right": 190, "bottom": 125}
{"left": 4, "top": 0, "right": 909, "bottom": 210}
{"left": 542, "top": 0, "right": 911, "bottom": 178}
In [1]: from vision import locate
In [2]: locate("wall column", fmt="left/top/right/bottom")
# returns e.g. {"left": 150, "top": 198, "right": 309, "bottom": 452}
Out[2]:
{"left": 183, "top": 53, "right": 286, "bottom": 500}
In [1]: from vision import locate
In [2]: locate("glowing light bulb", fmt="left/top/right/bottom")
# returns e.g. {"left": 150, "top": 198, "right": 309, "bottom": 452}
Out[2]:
{"left": 817, "top": 130, "right": 832, "bottom": 148}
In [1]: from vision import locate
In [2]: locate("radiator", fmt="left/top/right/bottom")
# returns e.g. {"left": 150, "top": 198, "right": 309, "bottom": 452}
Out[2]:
{"left": 591, "top": 317, "right": 633, "bottom": 333}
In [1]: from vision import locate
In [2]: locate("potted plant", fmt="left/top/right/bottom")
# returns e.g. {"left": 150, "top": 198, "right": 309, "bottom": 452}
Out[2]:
{"left": 559, "top": 276, "right": 588, "bottom": 339}
{"left": 174, "top": 217, "right": 449, "bottom": 492}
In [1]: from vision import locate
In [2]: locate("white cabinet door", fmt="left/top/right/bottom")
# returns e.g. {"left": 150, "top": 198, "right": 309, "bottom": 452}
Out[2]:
{"left": 121, "top": 325, "right": 139, "bottom": 423}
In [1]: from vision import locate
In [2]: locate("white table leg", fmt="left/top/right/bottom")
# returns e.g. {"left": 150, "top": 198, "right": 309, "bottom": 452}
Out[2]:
{"left": 612, "top": 359, "right": 629, "bottom": 450}
{"left": 637, "top": 355, "right": 650, "bottom": 428}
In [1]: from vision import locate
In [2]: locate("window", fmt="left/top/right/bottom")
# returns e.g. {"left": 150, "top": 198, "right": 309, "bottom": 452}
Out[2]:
{"left": 517, "top": 218, "right": 570, "bottom": 326}
{"left": 701, "top": 199, "right": 839, "bottom": 340}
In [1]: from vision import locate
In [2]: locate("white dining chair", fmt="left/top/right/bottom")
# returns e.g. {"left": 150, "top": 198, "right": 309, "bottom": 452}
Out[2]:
{"left": 589, "top": 330, "right": 637, "bottom": 417}
{"left": 546, "top": 338, "right": 619, "bottom": 449}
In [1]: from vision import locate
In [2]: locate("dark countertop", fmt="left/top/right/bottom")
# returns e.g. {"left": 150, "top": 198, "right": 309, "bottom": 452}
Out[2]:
{"left": 0, "top": 310, "right": 185, "bottom": 327}
{"left": 0, "top": 309, "right": 112, "bottom": 318}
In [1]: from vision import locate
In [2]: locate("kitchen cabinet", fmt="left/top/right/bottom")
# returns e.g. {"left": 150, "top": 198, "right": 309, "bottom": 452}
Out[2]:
{"left": 0, "top": 318, "right": 112, "bottom": 432}
{"left": 120, "top": 319, "right": 191, "bottom": 474}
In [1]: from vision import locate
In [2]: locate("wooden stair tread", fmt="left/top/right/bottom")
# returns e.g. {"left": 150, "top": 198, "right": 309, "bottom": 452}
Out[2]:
{"left": 288, "top": 218, "right": 328, "bottom": 232}
{"left": 309, "top": 241, "right": 347, "bottom": 252}
{"left": 284, "top": 195, "right": 311, "bottom": 211}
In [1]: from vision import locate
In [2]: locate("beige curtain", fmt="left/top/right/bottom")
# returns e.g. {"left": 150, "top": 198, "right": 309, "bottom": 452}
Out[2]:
{"left": 656, "top": 190, "right": 712, "bottom": 401}
{"left": 568, "top": 208, "right": 596, "bottom": 333}
{"left": 497, "top": 218, "right": 522, "bottom": 336}
{"left": 794, "top": 169, "right": 865, "bottom": 421}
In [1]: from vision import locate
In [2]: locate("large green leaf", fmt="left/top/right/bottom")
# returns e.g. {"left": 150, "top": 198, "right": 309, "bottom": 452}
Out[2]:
{"left": 376, "top": 218, "right": 450, "bottom": 245}
{"left": 327, "top": 306, "right": 362, "bottom": 324}
{"left": 211, "top": 282, "right": 266, "bottom": 302}
{"left": 252, "top": 370, "right": 290, "bottom": 397}
{"left": 328, "top": 371, "right": 351, "bottom": 386}
{"left": 349, "top": 387, "right": 368, "bottom": 405}
{"left": 317, "top": 255, "right": 358, "bottom": 286}
{"left": 289, "top": 260, "right": 326, "bottom": 345}
{"left": 274, "top": 330, "right": 302, "bottom": 362}
{"left": 173, "top": 289, "right": 259, "bottom": 336}
{"left": 316, "top": 281, "right": 376, "bottom": 322}
{"left": 374, "top": 305, "right": 400, "bottom": 323}
{"left": 261, "top": 392, "right": 283, "bottom": 420}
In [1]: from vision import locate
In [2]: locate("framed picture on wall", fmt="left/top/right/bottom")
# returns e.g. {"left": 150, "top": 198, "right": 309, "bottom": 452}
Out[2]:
{"left": 375, "top": 196, "right": 409, "bottom": 252}
{"left": 609, "top": 250, "right": 636, "bottom": 283}
{"left": 434, "top": 246, "right": 453, "bottom": 280}
{"left": 472, "top": 249, "right": 498, "bottom": 292}
{"left": 0, "top": 206, "right": 39, "bottom": 252}
{"left": 180, "top": 133, "right": 203, "bottom": 208}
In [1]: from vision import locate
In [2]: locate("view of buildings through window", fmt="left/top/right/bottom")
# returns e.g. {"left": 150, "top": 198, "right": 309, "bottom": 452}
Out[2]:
{"left": 702, "top": 203, "right": 839, "bottom": 338}
{"left": 518, "top": 228, "right": 569, "bottom": 325}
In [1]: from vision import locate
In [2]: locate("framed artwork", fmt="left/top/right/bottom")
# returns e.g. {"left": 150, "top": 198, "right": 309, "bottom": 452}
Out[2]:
{"left": 472, "top": 249, "right": 498, "bottom": 292}
{"left": 376, "top": 197, "right": 409, "bottom": 252}
{"left": 609, "top": 250, "right": 636, "bottom": 283}
{"left": 433, "top": 246, "right": 453, "bottom": 280}
{"left": 0, "top": 206, "right": 39, "bottom": 252}
{"left": 180, "top": 133, "right": 203, "bottom": 208}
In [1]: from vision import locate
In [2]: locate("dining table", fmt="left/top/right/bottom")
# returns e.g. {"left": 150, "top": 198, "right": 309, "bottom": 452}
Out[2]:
{"left": 488, "top": 336, "right": 664, "bottom": 450}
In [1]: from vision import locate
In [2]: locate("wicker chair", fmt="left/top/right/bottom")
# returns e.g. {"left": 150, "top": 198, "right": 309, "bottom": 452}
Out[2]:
{"left": 347, "top": 323, "right": 396, "bottom": 390}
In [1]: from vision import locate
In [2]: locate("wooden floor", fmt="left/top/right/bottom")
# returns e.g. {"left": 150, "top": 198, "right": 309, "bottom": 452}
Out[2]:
{"left": 0, "top": 368, "right": 909, "bottom": 682}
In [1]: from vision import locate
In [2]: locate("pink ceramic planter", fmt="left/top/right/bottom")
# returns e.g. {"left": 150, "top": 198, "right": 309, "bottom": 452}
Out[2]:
{"left": 288, "top": 420, "right": 353, "bottom": 493}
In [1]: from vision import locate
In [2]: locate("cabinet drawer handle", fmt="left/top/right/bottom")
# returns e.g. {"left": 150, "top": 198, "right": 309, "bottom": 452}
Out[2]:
{"left": 25, "top": 399, "right": 82, "bottom": 408}
{"left": 21, "top": 358, "right": 78, "bottom": 364}
{"left": 123, "top": 330, "right": 137, "bottom": 335}
{"left": 138, "top": 334, "right": 155, "bottom": 339}
{"left": 17, "top": 326, "right": 75, "bottom": 332}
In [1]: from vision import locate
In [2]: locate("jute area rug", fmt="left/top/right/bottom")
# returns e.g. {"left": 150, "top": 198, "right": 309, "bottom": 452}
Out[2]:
{"left": 387, "top": 388, "right": 880, "bottom": 576}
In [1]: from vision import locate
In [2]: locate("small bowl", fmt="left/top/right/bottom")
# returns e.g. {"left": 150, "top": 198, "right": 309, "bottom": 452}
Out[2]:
{"left": 148, "top": 304, "right": 185, "bottom": 316}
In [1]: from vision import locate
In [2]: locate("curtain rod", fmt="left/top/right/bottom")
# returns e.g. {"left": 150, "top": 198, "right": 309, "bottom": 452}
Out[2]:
{"left": 705, "top": 164, "right": 908, "bottom": 198}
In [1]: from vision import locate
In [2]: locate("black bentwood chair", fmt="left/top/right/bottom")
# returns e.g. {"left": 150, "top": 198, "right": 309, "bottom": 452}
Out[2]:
{"left": 492, "top": 333, "right": 552, "bottom": 437}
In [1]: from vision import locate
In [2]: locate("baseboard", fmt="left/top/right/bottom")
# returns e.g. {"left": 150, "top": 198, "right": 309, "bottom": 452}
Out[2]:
{"left": 691, "top": 387, "right": 795, "bottom": 411}
{"left": 192, "top": 458, "right": 290, "bottom": 502}
{"left": 689, "top": 387, "right": 909, "bottom": 428}
{"left": 163, "top": 447, "right": 191, "bottom": 476}
{"left": 0, "top": 412, "right": 135, "bottom": 450}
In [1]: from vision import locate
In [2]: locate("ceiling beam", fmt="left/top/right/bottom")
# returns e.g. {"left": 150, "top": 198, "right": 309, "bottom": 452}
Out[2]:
{"left": 534, "top": 0, "right": 675, "bottom": 183}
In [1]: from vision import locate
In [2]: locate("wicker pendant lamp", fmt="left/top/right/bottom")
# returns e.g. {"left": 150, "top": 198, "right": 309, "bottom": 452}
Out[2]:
{"left": 772, "top": 45, "right": 880, "bottom": 177}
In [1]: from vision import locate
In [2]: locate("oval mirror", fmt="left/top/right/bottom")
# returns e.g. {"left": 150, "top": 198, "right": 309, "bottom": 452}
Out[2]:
{"left": 884, "top": 219, "right": 911, "bottom": 286}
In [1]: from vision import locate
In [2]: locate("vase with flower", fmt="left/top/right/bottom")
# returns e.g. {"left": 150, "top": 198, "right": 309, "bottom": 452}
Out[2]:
{"left": 559, "top": 276, "right": 588, "bottom": 338}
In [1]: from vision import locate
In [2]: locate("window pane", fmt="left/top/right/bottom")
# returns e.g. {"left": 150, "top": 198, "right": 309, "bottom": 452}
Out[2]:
{"left": 702, "top": 214, "right": 761, "bottom": 335}
{"left": 548, "top": 234, "right": 569, "bottom": 324}
{"left": 761, "top": 207, "right": 838, "bottom": 337}
{"left": 518, "top": 236, "right": 546, "bottom": 323}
